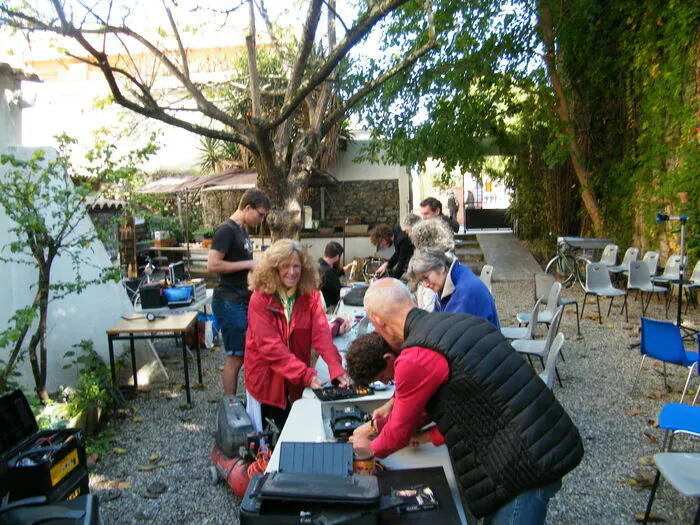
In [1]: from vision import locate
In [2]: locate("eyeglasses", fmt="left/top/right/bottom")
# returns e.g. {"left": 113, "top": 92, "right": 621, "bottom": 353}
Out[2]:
{"left": 418, "top": 272, "right": 433, "bottom": 285}
{"left": 254, "top": 209, "right": 268, "bottom": 218}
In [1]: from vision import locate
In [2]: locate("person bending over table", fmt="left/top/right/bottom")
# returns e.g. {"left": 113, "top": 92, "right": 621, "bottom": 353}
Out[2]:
{"left": 408, "top": 247, "right": 500, "bottom": 328}
{"left": 347, "top": 279, "right": 583, "bottom": 525}
{"left": 245, "top": 239, "right": 350, "bottom": 430}
{"left": 371, "top": 222, "right": 415, "bottom": 279}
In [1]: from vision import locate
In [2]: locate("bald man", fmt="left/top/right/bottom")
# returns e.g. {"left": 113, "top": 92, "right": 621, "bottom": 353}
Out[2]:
{"left": 347, "top": 279, "right": 583, "bottom": 524}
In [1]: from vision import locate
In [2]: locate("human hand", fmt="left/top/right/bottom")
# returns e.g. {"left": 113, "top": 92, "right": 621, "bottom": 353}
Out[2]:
{"left": 352, "top": 421, "right": 377, "bottom": 441}
{"left": 309, "top": 376, "right": 324, "bottom": 389}
{"left": 335, "top": 373, "right": 350, "bottom": 388}
{"left": 375, "top": 263, "right": 388, "bottom": 277}
{"left": 349, "top": 432, "right": 373, "bottom": 450}
{"left": 248, "top": 259, "right": 258, "bottom": 270}
{"left": 409, "top": 430, "right": 431, "bottom": 448}
{"left": 372, "top": 398, "right": 394, "bottom": 420}
{"left": 343, "top": 260, "right": 357, "bottom": 273}
{"left": 337, "top": 318, "right": 351, "bottom": 335}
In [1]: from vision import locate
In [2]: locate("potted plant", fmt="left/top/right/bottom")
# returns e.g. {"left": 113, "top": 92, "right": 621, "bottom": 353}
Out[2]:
{"left": 63, "top": 340, "right": 120, "bottom": 435}
{"left": 318, "top": 219, "right": 335, "bottom": 235}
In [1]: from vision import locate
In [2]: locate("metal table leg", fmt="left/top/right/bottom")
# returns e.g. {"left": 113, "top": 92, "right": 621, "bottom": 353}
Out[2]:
{"left": 181, "top": 331, "right": 192, "bottom": 407}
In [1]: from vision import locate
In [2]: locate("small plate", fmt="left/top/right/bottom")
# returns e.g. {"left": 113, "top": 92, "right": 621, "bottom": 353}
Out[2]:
{"left": 371, "top": 381, "right": 388, "bottom": 391}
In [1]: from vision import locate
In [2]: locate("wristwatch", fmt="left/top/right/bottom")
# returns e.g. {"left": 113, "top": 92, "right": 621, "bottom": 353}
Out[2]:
{"left": 146, "top": 312, "right": 157, "bottom": 322}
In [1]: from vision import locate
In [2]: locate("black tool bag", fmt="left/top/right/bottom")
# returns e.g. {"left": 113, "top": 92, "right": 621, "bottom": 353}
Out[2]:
{"left": 0, "top": 390, "right": 88, "bottom": 503}
{"left": 342, "top": 287, "right": 367, "bottom": 307}
{"left": 0, "top": 494, "right": 100, "bottom": 525}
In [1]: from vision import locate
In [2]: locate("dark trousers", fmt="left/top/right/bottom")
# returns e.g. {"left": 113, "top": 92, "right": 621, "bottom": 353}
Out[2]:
{"left": 261, "top": 403, "right": 290, "bottom": 432}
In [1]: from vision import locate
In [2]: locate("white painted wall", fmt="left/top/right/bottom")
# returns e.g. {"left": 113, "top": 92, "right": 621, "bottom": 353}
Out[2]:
{"left": 0, "top": 75, "right": 22, "bottom": 151}
{"left": 0, "top": 146, "right": 133, "bottom": 392}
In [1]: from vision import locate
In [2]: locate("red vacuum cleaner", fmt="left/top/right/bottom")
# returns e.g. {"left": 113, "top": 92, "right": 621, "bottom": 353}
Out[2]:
{"left": 208, "top": 396, "right": 277, "bottom": 498}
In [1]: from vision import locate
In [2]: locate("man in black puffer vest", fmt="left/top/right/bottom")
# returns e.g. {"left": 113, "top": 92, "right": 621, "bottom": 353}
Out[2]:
{"left": 347, "top": 279, "right": 583, "bottom": 524}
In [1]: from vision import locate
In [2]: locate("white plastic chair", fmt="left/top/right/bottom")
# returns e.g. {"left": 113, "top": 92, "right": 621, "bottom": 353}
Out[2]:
{"left": 533, "top": 273, "right": 580, "bottom": 337}
{"left": 501, "top": 297, "right": 542, "bottom": 340}
{"left": 653, "top": 254, "right": 682, "bottom": 285}
{"left": 580, "top": 262, "right": 627, "bottom": 324}
{"left": 622, "top": 261, "right": 667, "bottom": 320}
{"left": 513, "top": 307, "right": 564, "bottom": 387}
{"left": 598, "top": 244, "right": 619, "bottom": 266}
{"left": 517, "top": 281, "right": 561, "bottom": 327}
{"left": 685, "top": 260, "right": 700, "bottom": 313}
{"left": 608, "top": 247, "right": 639, "bottom": 275}
{"left": 479, "top": 265, "right": 493, "bottom": 294}
{"left": 538, "top": 333, "right": 566, "bottom": 390}
{"left": 642, "top": 452, "right": 700, "bottom": 525}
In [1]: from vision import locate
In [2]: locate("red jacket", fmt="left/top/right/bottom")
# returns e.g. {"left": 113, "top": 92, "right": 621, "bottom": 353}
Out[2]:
{"left": 245, "top": 288, "right": 345, "bottom": 409}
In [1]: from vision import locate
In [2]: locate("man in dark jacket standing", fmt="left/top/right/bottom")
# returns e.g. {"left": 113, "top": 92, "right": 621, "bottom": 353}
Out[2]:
{"left": 347, "top": 278, "right": 583, "bottom": 524}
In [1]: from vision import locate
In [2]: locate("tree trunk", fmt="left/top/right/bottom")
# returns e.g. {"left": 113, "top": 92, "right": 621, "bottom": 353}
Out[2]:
{"left": 28, "top": 263, "right": 50, "bottom": 401}
{"left": 538, "top": 2, "right": 606, "bottom": 237}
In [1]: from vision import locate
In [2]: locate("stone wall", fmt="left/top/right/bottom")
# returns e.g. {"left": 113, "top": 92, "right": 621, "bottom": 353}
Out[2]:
{"left": 323, "top": 179, "right": 400, "bottom": 227}
{"left": 201, "top": 178, "right": 400, "bottom": 229}
{"left": 201, "top": 189, "right": 244, "bottom": 228}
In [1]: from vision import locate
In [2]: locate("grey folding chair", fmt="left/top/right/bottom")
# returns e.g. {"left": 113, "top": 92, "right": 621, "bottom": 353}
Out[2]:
{"left": 653, "top": 255, "right": 683, "bottom": 316}
{"left": 641, "top": 251, "right": 660, "bottom": 277}
{"left": 479, "top": 265, "right": 493, "bottom": 294}
{"left": 513, "top": 307, "right": 565, "bottom": 387}
{"left": 581, "top": 262, "right": 627, "bottom": 324}
{"left": 685, "top": 260, "right": 700, "bottom": 313}
{"left": 622, "top": 260, "right": 667, "bottom": 319}
{"left": 608, "top": 247, "right": 639, "bottom": 276}
{"left": 642, "top": 452, "right": 700, "bottom": 525}
{"left": 598, "top": 244, "right": 619, "bottom": 267}
{"left": 517, "top": 281, "right": 561, "bottom": 327}
{"left": 533, "top": 272, "right": 580, "bottom": 337}
{"left": 501, "top": 297, "right": 542, "bottom": 340}
{"left": 538, "top": 333, "right": 566, "bottom": 390}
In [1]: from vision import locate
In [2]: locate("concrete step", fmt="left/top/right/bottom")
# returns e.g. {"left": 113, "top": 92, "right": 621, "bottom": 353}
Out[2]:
{"left": 455, "top": 248, "right": 485, "bottom": 263}
{"left": 455, "top": 239, "right": 479, "bottom": 248}
{"left": 455, "top": 233, "right": 479, "bottom": 242}
{"left": 463, "top": 261, "right": 485, "bottom": 275}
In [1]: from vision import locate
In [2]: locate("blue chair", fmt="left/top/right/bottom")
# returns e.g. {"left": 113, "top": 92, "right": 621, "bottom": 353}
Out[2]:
{"left": 657, "top": 403, "right": 700, "bottom": 451}
{"left": 631, "top": 317, "right": 699, "bottom": 403}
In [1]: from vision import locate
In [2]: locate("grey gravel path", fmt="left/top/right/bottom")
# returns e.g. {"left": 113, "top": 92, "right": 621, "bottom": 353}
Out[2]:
{"left": 90, "top": 282, "right": 700, "bottom": 524}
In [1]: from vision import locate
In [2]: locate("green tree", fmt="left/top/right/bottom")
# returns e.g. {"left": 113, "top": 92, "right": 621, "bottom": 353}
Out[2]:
{"left": 1, "top": 0, "right": 438, "bottom": 238}
{"left": 0, "top": 135, "right": 157, "bottom": 400}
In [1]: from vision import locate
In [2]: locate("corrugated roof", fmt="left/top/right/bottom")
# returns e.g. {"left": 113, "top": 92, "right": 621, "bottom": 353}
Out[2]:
{"left": 86, "top": 196, "right": 125, "bottom": 211}
{"left": 137, "top": 168, "right": 337, "bottom": 195}
{"left": 0, "top": 62, "right": 41, "bottom": 82}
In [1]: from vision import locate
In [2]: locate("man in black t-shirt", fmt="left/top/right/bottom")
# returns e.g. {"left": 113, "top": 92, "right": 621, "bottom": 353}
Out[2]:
{"left": 207, "top": 188, "right": 270, "bottom": 395}
{"left": 319, "top": 241, "right": 355, "bottom": 309}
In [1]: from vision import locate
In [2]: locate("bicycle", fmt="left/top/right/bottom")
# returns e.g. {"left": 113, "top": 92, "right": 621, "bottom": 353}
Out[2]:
{"left": 124, "top": 255, "right": 167, "bottom": 308}
{"left": 544, "top": 236, "right": 589, "bottom": 289}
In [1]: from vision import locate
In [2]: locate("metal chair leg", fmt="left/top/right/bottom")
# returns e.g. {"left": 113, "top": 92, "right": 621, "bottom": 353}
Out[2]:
{"left": 631, "top": 355, "right": 647, "bottom": 395}
{"left": 596, "top": 296, "right": 602, "bottom": 324}
{"left": 581, "top": 293, "right": 589, "bottom": 319}
{"left": 642, "top": 470, "right": 663, "bottom": 525}
{"left": 680, "top": 363, "right": 697, "bottom": 404}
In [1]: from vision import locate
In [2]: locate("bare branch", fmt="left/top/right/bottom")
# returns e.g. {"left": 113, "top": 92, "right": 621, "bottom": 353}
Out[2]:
{"left": 322, "top": 0, "right": 348, "bottom": 32}
{"left": 162, "top": 0, "right": 190, "bottom": 79}
{"left": 273, "top": 0, "right": 324, "bottom": 156}
{"left": 266, "top": 0, "right": 411, "bottom": 131}
{"left": 322, "top": 38, "right": 439, "bottom": 137}
{"left": 255, "top": 0, "right": 285, "bottom": 66}
{"left": 312, "top": 0, "right": 337, "bottom": 129}
{"left": 246, "top": 0, "right": 262, "bottom": 118}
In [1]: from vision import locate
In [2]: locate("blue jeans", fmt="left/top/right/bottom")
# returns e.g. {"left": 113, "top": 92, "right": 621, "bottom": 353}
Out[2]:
{"left": 482, "top": 480, "right": 562, "bottom": 525}
{"left": 211, "top": 298, "right": 247, "bottom": 357}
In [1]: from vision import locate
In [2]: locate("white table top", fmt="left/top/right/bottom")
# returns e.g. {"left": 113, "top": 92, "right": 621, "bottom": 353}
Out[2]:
{"left": 267, "top": 397, "right": 468, "bottom": 524}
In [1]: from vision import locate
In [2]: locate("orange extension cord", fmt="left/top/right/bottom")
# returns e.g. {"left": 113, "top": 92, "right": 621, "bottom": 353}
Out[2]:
{"left": 247, "top": 444, "right": 272, "bottom": 478}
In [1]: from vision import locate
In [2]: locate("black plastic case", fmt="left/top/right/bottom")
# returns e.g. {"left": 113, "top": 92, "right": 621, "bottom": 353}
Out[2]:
{"left": 0, "top": 390, "right": 89, "bottom": 503}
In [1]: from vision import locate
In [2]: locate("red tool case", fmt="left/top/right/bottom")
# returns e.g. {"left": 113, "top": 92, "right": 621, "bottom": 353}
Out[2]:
{"left": 0, "top": 389, "right": 89, "bottom": 503}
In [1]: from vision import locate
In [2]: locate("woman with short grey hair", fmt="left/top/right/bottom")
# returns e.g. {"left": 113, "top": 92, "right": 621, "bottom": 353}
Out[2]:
{"left": 400, "top": 213, "right": 421, "bottom": 234}
{"left": 408, "top": 247, "right": 500, "bottom": 327}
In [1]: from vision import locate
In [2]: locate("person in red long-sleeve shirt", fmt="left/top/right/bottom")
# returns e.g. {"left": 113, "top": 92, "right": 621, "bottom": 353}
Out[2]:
{"left": 347, "top": 333, "right": 448, "bottom": 456}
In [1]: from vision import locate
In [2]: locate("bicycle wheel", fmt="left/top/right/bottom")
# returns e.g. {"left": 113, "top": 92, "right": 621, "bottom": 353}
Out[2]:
{"left": 575, "top": 257, "right": 590, "bottom": 289}
{"left": 545, "top": 254, "right": 578, "bottom": 287}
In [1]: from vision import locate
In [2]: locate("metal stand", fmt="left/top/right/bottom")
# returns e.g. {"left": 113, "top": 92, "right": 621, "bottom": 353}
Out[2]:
{"left": 657, "top": 211, "right": 690, "bottom": 327}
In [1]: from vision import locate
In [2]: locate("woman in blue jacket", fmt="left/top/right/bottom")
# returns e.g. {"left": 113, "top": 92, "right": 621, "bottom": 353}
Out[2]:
{"left": 408, "top": 248, "right": 500, "bottom": 328}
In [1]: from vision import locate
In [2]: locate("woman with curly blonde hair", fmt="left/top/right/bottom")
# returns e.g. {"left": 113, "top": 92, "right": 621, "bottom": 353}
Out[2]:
{"left": 245, "top": 240, "right": 349, "bottom": 429}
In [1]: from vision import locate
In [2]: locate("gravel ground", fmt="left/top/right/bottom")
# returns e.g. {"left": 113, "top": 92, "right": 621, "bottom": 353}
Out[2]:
{"left": 90, "top": 282, "right": 700, "bottom": 524}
